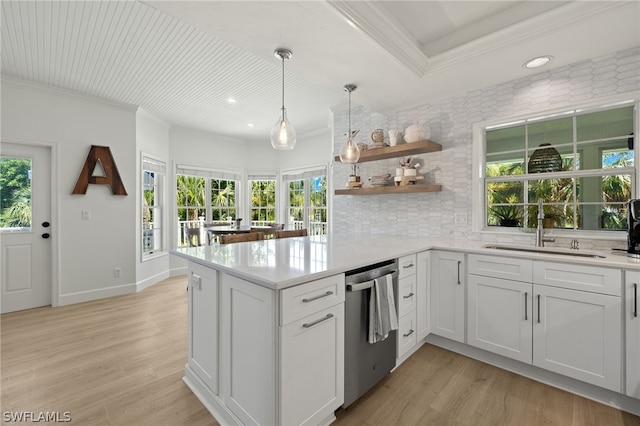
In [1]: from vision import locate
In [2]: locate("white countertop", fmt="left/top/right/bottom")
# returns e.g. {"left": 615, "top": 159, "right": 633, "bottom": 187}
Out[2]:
{"left": 171, "top": 234, "right": 640, "bottom": 289}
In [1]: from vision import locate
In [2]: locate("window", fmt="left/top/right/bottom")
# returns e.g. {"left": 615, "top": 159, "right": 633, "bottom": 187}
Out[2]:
{"left": 142, "top": 155, "right": 166, "bottom": 258}
{"left": 249, "top": 173, "right": 277, "bottom": 225}
{"left": 282, "top": 167, "right": 328, "bottom": 234}
{"left": 176, "top": 165, "right": 241, "bottom": 247}
{"left": 0, "top": 156, "right": 31, "bottom": 230}
{"left": 480, "top": 101, "right": 636, "bottom": 234}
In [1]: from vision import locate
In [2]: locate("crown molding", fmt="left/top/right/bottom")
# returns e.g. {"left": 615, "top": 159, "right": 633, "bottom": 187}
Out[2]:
{"left": 427, "top": 0, "right": 634, "bottom": 74}
{"left": 324, "top": 1, "right": 428, "bottom": 77}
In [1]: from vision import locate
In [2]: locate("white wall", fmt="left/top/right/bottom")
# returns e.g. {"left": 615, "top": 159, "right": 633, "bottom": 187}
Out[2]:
{"left": 1, "top": 78, "right": 137, "bottom": 304}
{"left": 136, "top": 108, "right": 171, "bottom": 289}
{"left": 332, "top": 47, "right": 640, "bottom": 251}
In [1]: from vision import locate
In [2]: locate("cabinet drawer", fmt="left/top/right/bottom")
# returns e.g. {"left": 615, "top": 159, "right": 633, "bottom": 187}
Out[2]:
{"left": 533, "top": 261, "right": 621, "bottom": 296}
{"left": 397, "top": 311, "right": 417, "bottom": 358}
{"left": 397, "top": 275, "right": 417, "bottom": 318}
{"left": 280, "top": 274, "right": 345, "bottom": 325}
{"left": 468, "top": 254, "right": 532, "bottom": 282}
{"left": 398, "top": 254, "right": 417, "bottom": 279}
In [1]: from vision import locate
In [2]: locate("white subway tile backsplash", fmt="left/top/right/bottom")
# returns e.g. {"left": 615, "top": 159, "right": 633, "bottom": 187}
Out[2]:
{"left": 331, "top": 48, "right": 639, "bottom": 250}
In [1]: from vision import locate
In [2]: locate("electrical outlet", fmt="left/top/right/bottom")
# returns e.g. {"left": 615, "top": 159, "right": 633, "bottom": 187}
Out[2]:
{"left": 191, "top": 274, "right": 202, "bottom": 291}
{"left": 82, "top": 210, "right": 91, "bottom": 220}
{"left": 454, "top": 213, "right": 467, "bottom": 225}
{"left": 114, "top": 267, "right": 121, "bottom": 278}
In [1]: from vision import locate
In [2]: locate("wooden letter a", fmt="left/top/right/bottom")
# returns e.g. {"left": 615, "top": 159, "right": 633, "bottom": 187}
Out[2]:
{"left": 72, "top": 145, "right": 127, "bottom": 195}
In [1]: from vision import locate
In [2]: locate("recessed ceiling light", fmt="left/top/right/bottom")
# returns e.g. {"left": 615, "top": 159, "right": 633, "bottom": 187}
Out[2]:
{"left": 227, "top": 98, "right": 237, "bottom": 103}
{"left": 524, "top": 56, "right": 553, "bottom": 69}
{"left": 247, "top": 123, "right": 254, "bottom": 127}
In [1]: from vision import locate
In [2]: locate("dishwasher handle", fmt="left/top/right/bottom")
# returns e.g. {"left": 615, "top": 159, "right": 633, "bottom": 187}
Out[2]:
{"left": 346, "top": 270, "right": 397, "bottom": 292}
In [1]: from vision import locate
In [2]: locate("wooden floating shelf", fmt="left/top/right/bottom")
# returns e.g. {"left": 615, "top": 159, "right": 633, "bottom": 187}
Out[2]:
{"left": 334, "top": 140, "right": 441, "bottom": 163}
{"left": 335, "top": 184, "right": 442, "bottom": 196}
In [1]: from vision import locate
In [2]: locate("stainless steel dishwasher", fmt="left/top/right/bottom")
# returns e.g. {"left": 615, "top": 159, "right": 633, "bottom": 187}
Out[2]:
{"left": 343, "top": 259, "right": 398, "bottom": 408}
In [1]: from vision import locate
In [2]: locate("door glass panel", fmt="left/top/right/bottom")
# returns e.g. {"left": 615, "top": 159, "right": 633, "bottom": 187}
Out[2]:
{"left": 0, "top": 156, "right": 32, "bottom": 230}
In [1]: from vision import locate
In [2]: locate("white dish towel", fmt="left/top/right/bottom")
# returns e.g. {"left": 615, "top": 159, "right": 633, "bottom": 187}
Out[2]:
{"left": 368, "top": 273, "right": 399, "bottom": 343}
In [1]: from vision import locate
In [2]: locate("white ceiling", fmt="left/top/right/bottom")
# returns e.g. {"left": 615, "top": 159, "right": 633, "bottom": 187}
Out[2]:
{"left": 2, "top": 1, "right": 639, "bottom": 142}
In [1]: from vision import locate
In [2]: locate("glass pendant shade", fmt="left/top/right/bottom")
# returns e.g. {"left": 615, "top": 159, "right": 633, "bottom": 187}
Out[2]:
{"left": 270, "top": 107, "right": 296, "bottom": 150}
{"left": 270, "top": 48, "right": 296, "bottom": 150}
{"left": 340, "top": 135, "right": 360, "bottom": 163}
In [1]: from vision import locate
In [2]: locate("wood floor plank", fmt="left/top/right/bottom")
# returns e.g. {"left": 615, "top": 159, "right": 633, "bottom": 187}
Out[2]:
{"left": 2, "top": 275, "right": 638, "bottom": 426}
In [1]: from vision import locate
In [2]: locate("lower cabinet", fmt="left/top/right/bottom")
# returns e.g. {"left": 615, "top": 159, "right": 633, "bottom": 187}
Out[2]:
{"left": 187, "top": 263, "right": 219, "bottom": 394}
{"left": 467, "top": 254, "right": 622, "bottom": 393}
{"left": 625, "top": 271, "right": 640, "bottom": 399}
{"left": 533, "top": 284, "right": 621, "bottom": 392}
{"left": 467, "top": 274, "right": 532, "bottom": 364}
{"left": 430, "top": 251, "right": 465, "bottom": 343}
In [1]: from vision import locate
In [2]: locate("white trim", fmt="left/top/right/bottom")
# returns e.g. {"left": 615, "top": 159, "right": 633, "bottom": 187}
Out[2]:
{"left": 472, "top": 92, "right": 640, "bottom": 237}
{"left": 58, "top": 283, "right": 136, "bottom": 306}
{"left": 136, "top": 269, "right": 170, "bottom": 292}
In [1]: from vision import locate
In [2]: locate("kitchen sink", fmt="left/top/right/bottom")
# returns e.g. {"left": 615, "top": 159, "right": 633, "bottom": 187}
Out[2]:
{"left": 482, "top": 244, "right": 606, "bottom": 258}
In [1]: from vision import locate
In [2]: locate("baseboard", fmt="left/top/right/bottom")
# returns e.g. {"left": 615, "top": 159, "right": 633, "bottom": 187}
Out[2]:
{"left": 171, "top": 266, "right": 188, "bottom": 277}
{"left": 425, "top": 334, "right": 640, "bottom": 417}
{"left": 136, "top": 270, "right": 170, "bottom": 292}
{"left": 183, "top": 366, "right": 241, "bottom": 425}
{"left": 58, "top": 283, "right": 136, "bottom": 306}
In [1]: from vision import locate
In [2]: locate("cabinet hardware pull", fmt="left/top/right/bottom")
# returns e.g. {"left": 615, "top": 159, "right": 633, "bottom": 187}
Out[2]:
{"left": 537, "top": 294, "right": 541, "bottom": 324}
{"left": 403, "top": 263, "right": 414, "bottom": 269}
{"left": 403, "top": 292, "right": 415, "bottom": 299}
{"left": 302, "top": 291, "right": 333, "bottom": 303}
{"left": 403, "top": 329, "right": 415, "bottom": 338}
{"left": 634, "top": 283, "right": 638, "bottom": 318}
{"left": 525, "top": 292, "right": 528, "bottom": 321}
{"left": 302, "top": 313, "right": 334, "bottom": 328}
{"left": 457, "top": 261, "right": 461, "bottom": 285}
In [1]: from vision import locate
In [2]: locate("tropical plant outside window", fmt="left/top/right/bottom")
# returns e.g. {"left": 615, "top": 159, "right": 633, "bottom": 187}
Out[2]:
{"left": 250, "top": 180, "right": 276, "bottom": 223}
{"left": 0, "top": 156, "right": 31, "bottom": 229}
{"left": 176, "top": 172, "right": 238, "bottom": 247}
{"left": 286, "top": 174, "right": 327, "bottom": 234}
{"left": 485, "top": 103, "right": 635, "bottom": 232}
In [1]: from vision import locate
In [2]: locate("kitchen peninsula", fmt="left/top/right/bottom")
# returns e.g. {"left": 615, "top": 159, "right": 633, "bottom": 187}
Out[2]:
{"left": 172, "top": 234, "right": 640, "bottom": 425}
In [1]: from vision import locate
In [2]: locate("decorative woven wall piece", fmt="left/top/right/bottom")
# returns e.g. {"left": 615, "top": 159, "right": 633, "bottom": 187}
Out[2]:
{"left": 528, "top": 143, "right": 562, "bottom": 173}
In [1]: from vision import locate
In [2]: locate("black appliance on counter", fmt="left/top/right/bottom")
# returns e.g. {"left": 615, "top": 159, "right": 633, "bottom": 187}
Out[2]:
{"left": 628, "top": 199, "right": 640, "bottom": 258}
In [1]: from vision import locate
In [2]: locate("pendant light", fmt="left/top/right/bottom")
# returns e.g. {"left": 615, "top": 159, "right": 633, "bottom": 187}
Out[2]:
{"left": 339, "top": 84, "right": 360, "bottom": 163}
{"left": 270, "top": 48, "right": 297, "bottom": 150}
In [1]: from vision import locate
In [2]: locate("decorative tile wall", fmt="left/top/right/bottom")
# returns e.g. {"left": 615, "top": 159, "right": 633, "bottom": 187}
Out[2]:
{"left": 332, "top": 47, "right": 640, "bottom": 251}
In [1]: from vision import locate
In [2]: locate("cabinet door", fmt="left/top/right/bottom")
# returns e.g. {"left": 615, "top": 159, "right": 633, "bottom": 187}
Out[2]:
{"left": 188, "top": 264, "right": 218, "bottom": 394}
{"left": 467, "top": 274, "right": 532, "bottom": 363}
{"left": 397, "top": 310, "right": 417, "bottom": 358}
{"left": 625, "top": 271, "right": 640, "bottom": 399}
{"left": 533, "top": 284, "right": 621, "bottom": 392}
{"left": 416, "top": 251, "right": 431, "bottom": 340}
{"left": 280, "top": 303, "right": 344, "bottom": 426}
{"left": 430, "top": 251, "right": 465, "bottom": 343}
{"left": 220, "top": 273, "right": 275, "bottom": 426}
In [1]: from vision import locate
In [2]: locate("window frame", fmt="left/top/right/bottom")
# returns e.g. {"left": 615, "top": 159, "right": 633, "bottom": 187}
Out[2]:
{"left": 281, "top": 165, "right": 328, "bottom": 234}
{"left": 248, "top": 171, "right": 278, "bottom": 226}
{"left": 141, "top": 154, "right": 166, "bottom": 261}
{"left": 175, "top": 164, "right": 243, "bottom": 247}
{"left": 472, "top": 94, "right": 639, "bottom": 240}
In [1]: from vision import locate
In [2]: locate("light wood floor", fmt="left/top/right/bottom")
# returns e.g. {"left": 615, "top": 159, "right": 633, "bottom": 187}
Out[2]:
{"left": 1, "top": 276, "right": 638, "bottom": 426}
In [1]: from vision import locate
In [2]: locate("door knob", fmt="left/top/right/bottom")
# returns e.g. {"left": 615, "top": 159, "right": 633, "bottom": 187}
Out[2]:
{"left": 42, "top": 233, "right": 50, "bottom": 239}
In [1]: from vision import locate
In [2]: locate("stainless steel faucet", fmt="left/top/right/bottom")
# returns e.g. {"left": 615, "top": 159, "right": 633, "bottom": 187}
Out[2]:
{"left": 535, "top": 199, "right": 555, "bottom": 247}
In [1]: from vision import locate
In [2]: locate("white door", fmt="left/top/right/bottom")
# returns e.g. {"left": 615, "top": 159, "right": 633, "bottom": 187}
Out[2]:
{"left": 1, "top": 142, "right": 52, "bottom": 313}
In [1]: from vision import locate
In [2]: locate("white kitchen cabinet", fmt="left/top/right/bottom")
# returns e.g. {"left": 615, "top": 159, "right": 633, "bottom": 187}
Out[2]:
{"left": 430, "top": 251, "right": 465, "bottom": 343}
{"left": 187, "top": 263, "right": 219, "bottom": 394}
{"left": 416, "top": 251, "right": 431, "bottom": 340}
{"left": 533, "top": 283, "right": 621, "bottom": 392}
{"left": 280, "top": 303, "right": 344, "bottom": 426}
{"left": 467, "top": 274, "right": 532, "bottom": 363}
{"left": 397, "top": 254, "right": 418, "bottom": 359}
{"left": 625, "top": 270, "right": 640, "bottom": 399}
{"left": 220, "top": 273, "right": 276, "bottom": 426}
